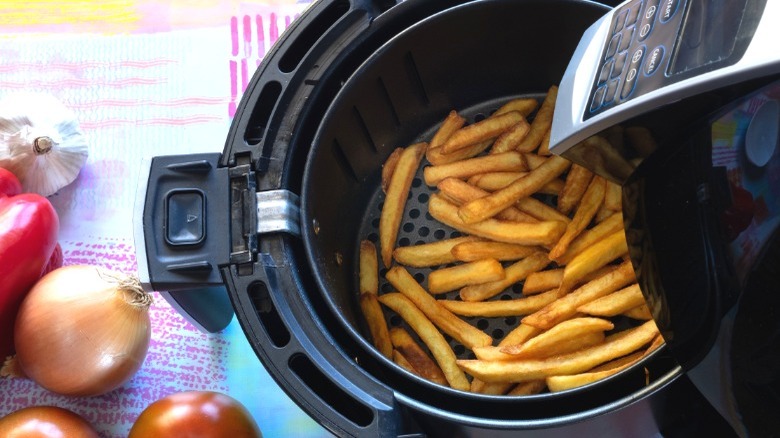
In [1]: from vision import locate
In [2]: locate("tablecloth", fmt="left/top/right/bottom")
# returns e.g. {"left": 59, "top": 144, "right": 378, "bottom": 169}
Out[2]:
{"left": 0, "top": 1, "right": 329, "bottom": 436}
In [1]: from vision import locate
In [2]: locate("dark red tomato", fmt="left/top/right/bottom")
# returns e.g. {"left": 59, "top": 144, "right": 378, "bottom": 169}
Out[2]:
{"left": 0, "top": 406, "right": 99, "bottom": 438}
{"left": 129, "top": 391, "right": 263, "bottom": 438}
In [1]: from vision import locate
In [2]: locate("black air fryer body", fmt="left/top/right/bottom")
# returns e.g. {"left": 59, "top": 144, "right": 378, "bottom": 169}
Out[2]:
{"left": 136, "top": 0, "right": 739, "bottom": 436}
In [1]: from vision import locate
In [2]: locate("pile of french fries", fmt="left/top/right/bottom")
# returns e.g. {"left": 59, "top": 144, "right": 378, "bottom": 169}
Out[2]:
{"left": 357, "top": 85, "right": 663, "bottom": 395}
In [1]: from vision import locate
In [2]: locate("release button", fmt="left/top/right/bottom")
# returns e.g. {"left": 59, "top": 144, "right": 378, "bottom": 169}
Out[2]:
{"left": 166, "top": 189, "right": 206, "bottom": 246}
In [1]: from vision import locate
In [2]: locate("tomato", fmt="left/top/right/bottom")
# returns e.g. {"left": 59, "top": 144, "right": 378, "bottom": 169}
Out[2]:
{"left": 129, "top": 391, "right": 263, "bottom": 438}
{"left": 0, "top": 406, "right": 99, "bottom": 438}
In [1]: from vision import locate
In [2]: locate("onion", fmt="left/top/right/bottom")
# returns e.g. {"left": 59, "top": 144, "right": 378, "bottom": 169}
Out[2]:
{"left": 8, "top": 265, "right": 152, "bottom": 397}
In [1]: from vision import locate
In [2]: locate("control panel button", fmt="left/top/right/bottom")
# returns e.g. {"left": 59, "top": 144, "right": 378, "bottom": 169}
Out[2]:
{"left": 659, "top": 0, "right": 681, "bottom": 23}
{"left": 605, "top": 33, "right": 621, "bottom": 60}
{"left": 625, "top": 0, "right": 644, "bottom": 27}
{"left": 621, "top": 46, "right": 645, "bottom": 100}
{"left": 605, "top": 78, "right": 620, "bottom": 104}
{"left": 644, "top": 45, "right": 665, "bottom": 76}
{"left": 612, "top": 51, "right": 628, "bottom": 78}
{"left": 599, "top": 59, "right": 614, "bottom": 85}
{"left": 166, "top": 190, "right": 206, "bottom": 246}
{"left": 613, "top": 9, "right": 628, "bottom": 34}
{"left": 638, "top": 0, "right": 660, "bottom": 42}
{"left": 618, "top": 26, "right": 634, "bottom": 52}
{"left": 591, "top": 85, "right": 607, "bottom": 112}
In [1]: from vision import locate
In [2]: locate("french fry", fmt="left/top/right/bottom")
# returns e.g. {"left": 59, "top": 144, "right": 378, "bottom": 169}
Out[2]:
{"left": 559, "top": 229, "right": 629, "bottom": 292}
{"left": 360, "top": 293, "right": 394, "bottom": 359}
{"left": 537, "top": 128, "right": 552, "bottom": 156}
{"left": 451, "top": 241, "right": 538, "bottom": 262}
{"left": 577, "top": 283, "right": 645, "bottom": 317}
{"left": 460, "top": 251, "right": 550, "bottom": 302}
{"left": 360, "top": 240, "right": 380, "bottom": 295}
{"left": 437, "top": 177, "right": 538, "bottom": 223}
{"left": 428, "top": 259, "right": 505, "bottom": 294}
{"left": 386, "top": 266, "right": 493, "bottom": 349}
{"left": 429, "top": 194, "right": 566, "bottom": 246}
{"left": 523, "top": 153, "right": 547, "bottom": 169}
{"left": 522, "top": 260, "right": 636, "bottom": 330}
{"left": 393, "top": 349, "right": 419, "bottom": 375}
{"left": 557, "top": 164, "right": 594, "bottom": 215}
{"left": 548, "top": 175, "right": 607, "bottom": 261}
{"left": 380, "top": 142, "right": 426, "bottom": 267}
{"left": 390, "top": 327, "right": 448, "bottom": 385}
{"left": 589, "top": 350, "right": 645, "bottom": 373}
{"left": 556, "top": 212, "right": 623, "bottom": 265}
{"left": 427, "top": 139, "right": 493, "bottom": 166}
{"left": 490, "top": 119, "right": 531, "bottom": 154}
{"left": 393, "top": 236, "right": 483, "bottom": 268}
{"left": 507, "top": 380, "right": 547, "bottom": 396}
{"left": 381, "top": 148, "right": 403, "bottom": 194}
{"left": 424, "top": 151, "right": 526, "bottom": 186}
{"left": 500, "top": 318, "right": 613, "bottom": 358}
{"left": 604, "top": 179, "right": 622, "bottom": 211}
{"left": 430, "top": 110, "right": 466, "bottom": 149}
{"left": 522, "top": 269, "right": 564, "bottom": 294}
{"left": 623, "top": 303, "right": 653, "bottom": 320}
{"left": 468, "top": 171, "right": 564, "bottom": 196}
{"left": 457, "top": 155, "right": 571, "bottom": 224}
{"left": 378, "top": 293, "right": 470, "bottom": 390}
{"left": 441, "top": 111, "right": 523, "bottom": 154}
{"left": 470, "top": 323, "right": 543, "bottom": 394}
{"left": 516, "top": 196, "right": 571, "bottom": 224}
{"left": 441, "top": 287, "right": 564, "bottom": 317}
{"left": 515, "top": 86, "right": 558, "bottom": 152}
{"left": 456, "top": 320, "right": 659, "bottom": 383}
{"left": 494, "top": 97, "right": 539, "bottom": 117}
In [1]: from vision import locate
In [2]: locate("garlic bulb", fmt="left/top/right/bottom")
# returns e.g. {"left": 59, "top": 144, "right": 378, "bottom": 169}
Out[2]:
{"left": 0, "top": 92, "right": 88, "bottom": 196}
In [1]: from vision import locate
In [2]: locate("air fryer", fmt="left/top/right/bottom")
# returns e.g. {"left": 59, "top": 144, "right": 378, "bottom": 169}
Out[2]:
{"left": 133, "top": 0, "right": 749, "bottom": 436}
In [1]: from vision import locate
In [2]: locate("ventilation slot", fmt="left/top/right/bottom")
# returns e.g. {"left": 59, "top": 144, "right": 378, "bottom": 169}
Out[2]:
{"left": 244, "top": 81, "right": 282, "bottom": 145}
{"left": 331, "top": 139, "right": 359, "bottom": 183}
{"left": 377, "top": 77, "right": 400, "bottom": 126}
{"left": 353, "top": 106, "right": 378, "bottom": 153}
{"left": 248, "top": 280, "right": 290, "bottom": 348}
{"left": 404, "top": 52, "right": 429, "bottom": 105}
{"left": 289, "top": 353, "right": 374, "bottom": 427}
{"left": 278, "top": 0, "right": 351, "bottom": 73}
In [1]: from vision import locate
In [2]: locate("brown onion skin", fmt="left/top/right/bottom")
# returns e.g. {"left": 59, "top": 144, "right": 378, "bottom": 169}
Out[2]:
{"left": 128, "top": 391, "right": 263, "bottom": 438}
{"left": 0, "top": 406, "right": 100, "bottom": 438}
{"left": 13, "top": 265, "right": 152, "bottom": 397}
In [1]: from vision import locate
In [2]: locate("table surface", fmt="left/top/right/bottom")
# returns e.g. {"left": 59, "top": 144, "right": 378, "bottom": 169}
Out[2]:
{"left": 0, "top": 1, "right": 330, "bottom": 436}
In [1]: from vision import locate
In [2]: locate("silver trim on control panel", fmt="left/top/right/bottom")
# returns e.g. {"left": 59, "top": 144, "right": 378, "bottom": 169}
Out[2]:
{"left": 133, "top": 157, "right": 154, "bottom": 292}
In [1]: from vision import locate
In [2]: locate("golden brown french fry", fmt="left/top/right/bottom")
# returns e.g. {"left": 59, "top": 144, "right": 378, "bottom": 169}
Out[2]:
{"left": 359, "top": 293, "right": 393, "bottom": 359}
{"left": 393, "top": 236, "right": 483, "bottom": 268}
{"left": 494, "top": 97, "right": 539, "bottom": 117}
{"left": 503, "top": 322, "right": 543, "bottom": 346}
{"left": 523, "top": 153, "right": 547, "bottom": 169}
{"left": 429, "top": 194, "right": 566, "bottom": 246}
{"left": 428, "top": 259, "right": 505, "bottom": 294}
{"left": 426, "top": 139, "right": 493, "bottom": 166}
{"left": 589, "top": 350, "right": 645, "bottom": 373}
{"left": 604, "top": 179, "right": 622, "bottom": 211}
{"left": 381, "top": 148, "right": 403, "bottom": 194}
{"left": 556, "top": 212, "right": 623, "bottom": 265}
{"left": 537, "top": 128, "right": 552, "bottom": 156}
{"left": 456, "top": 320, "right": 659, "bottom": 383}
{"left": 522, "top": 260, "right": 636, "bottom": 330}
{"left": 548, "top": 175, "right": 607, "bottom": 261}
{"left": 490, "top": 119, "right": 531, "bottom": 154}
{"left": 522, "top": 269, "right": 564, "bottom": 295}
{"left": 441, "top": 287, "right": 564, "bottom": 317}
{"left": 424, "top": 151, "right": 526, "bottom": 186}
{"left": 460, "top": 252, "right": 550, "bottom": 302}
{"left": 559, "top": 229, "right": 629, "bottom": 292}
{"left": 385, "top": 266, "right": 493, "bottom": 349}
{"left": 393, "top": 349, "right": 419, "bottom": 375}
{"left": 623, "top": 303, "right": 653, "bottom": 320}
{"left": 457, "top": 155, "right": 571, "bottom": 224}
{"left": 380, "top": 142, "right": 426, "bottom": 267}
{"left": 378, "top": 293, "right": 470, "bottom": 390}
{"left": 437, "top": 177, "right": 538, "bottom": 223}
{"left": 516, "top": 196, "right": 571, "bottom": 224}
{"left": 468, "top": 171, "right": 563, "bottom": 196}
{"left": 500, "top": 318, "right": 613, "bottom": 358}
{"left": 390, "top": 327, "right": 448, "bottom": 385}
{"left": 507, "top": 380, "right": 547, "bottom": 396}
{"left": 470, "top": 322, "right": 543, "bottom": 394}
{"left": 577, "top": 283, "right": 645, "bottom": 317}
{"left": 430, "top": 110, "right": 466, "bottom": 149}
{"left": 360, "top": 240, "right": 379, "bottom": 295}
{"left": 557, "top": 164, "right": 595, "bottom": 215}
{"left": 594, "top": 204, "right": 617, "bottom": 223}
{"left": 441, "top": 111, "right": 523, "bottom": 154}
{"left": 515, "top": 86, "right": 557, "bottom": 153}
{"left": 451, "top": 241, "right": 538, "bottom": 262}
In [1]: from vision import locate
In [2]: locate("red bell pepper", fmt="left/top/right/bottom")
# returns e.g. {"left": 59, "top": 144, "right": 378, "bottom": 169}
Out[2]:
{"left": 0, "top": 167, "right": 59, "bottom": 359}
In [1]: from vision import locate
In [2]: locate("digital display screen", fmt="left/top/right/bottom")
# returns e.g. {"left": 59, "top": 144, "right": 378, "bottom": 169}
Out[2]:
{"left": 669, "top": 0, "right": 755, "bottom": 75}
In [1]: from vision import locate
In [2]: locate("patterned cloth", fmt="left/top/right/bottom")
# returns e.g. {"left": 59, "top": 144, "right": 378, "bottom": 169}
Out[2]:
{"left": 0, "top": 1, "right": 328, "bottom": 436}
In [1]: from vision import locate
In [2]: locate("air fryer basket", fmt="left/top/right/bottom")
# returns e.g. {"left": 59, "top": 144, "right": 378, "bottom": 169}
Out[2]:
{"left": 213, "top": 0, "right": 706, "bottom": 435}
